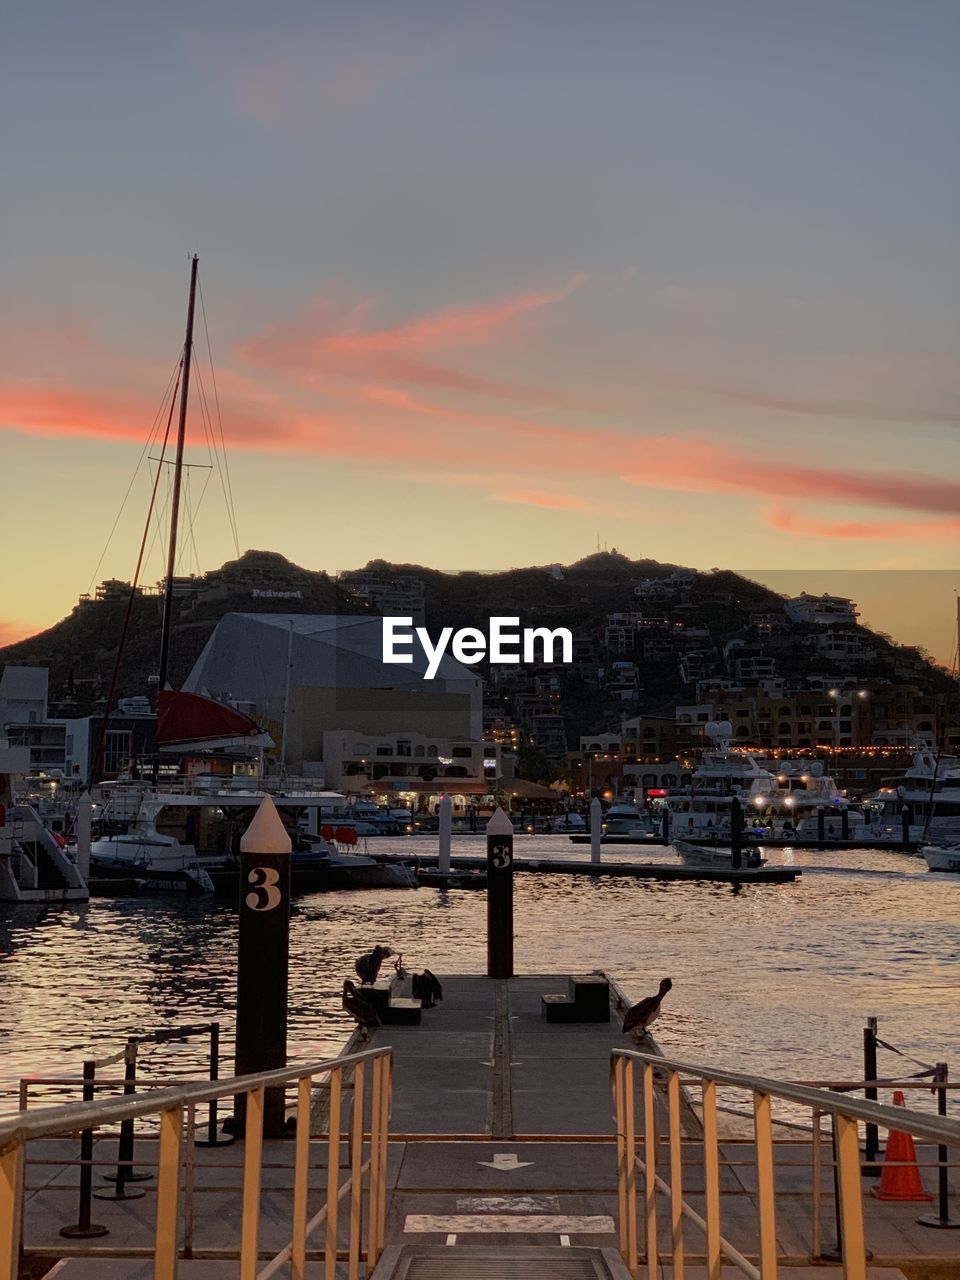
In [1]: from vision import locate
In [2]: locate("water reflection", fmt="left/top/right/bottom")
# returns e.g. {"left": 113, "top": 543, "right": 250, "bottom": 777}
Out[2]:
{"left": 1, "top": 838, "right": 957, "bottom": 1112}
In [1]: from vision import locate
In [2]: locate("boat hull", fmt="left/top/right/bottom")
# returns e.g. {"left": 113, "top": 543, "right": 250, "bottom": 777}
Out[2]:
{"left": 922, "top": 843, "right": 960, "bottom": 873}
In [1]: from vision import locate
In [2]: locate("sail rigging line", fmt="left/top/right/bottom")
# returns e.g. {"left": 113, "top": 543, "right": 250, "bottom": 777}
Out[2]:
{"left": 86, "top": 365, "right": 183, "bottom": 790}
{"left": 197, "top": 273, "right": 241, "bottom": 557}
{"left": 85, "top": 354, "right": 183, "bottom": 597}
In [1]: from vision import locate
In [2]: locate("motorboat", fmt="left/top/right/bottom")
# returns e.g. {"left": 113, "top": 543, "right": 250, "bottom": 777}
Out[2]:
{"left": 921, "top": 841, "right": 960, "bottom": 873}
{"left": 672, "top": 837, "right": 765, "bottom": 869}
{"left": 92, "top": 785, "right": 419, "bottom": 893}
{"left": 547, "top": 811, "right": 586, "bottom": 833}
{"left": 656, "top": 722, "right": 779, "bottom": 840}
{"left": 603, "top": 801, "right": 656, "bottom": 837}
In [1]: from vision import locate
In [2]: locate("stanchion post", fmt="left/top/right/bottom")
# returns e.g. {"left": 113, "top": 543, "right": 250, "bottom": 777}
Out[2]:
{"left": 235, "top": 795, "right": 292, "bottom": 1137}
{"left": 917, "top": 1063, "right": 960, "bottom": 1229}
{"left": 59, "top": 1061, "right": 108, "bottom": 1238}
{"left": 862, "top": 1017, "right": 880, "bottom": 1176}
{"left": 486, "top": 806, "right": 514, "bottom": 979}
{"left": 96, "top": 1037, "right": 149, "bottom": 1199}
{"left": 196, "top": 1021, "right": 234, "bottom": 1147}
{"left": 901, "top": 804, "right": 911, "bottom": 844}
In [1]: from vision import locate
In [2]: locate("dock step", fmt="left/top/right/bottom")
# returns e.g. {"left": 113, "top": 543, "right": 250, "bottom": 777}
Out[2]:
{"left": 371, "top": 1245, "right": 632, "bottom": 1279}
{"left": 542, "top": 974, "right": 611, "bottom": 1023}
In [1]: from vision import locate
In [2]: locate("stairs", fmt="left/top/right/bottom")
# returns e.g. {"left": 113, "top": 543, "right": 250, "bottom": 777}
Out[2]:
{"left": 32, "top": 840, "right": 72, "bottom": 890}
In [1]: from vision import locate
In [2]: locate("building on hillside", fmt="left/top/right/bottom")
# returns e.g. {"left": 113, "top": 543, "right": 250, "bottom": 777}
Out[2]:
{"left": 784, "top": 593, "right": 859, "bottom": 626}
{"left": 338, "top": 571, "right": 426, "bottom": 625}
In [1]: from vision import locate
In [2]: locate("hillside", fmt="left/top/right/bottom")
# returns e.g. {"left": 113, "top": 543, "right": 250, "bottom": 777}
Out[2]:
{"left": 0, "top": 549, "right": 951, "bottom": 728}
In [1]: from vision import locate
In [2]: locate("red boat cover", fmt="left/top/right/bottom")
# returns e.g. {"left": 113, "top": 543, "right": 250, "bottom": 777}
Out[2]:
{"left": 157, "top": 690, "right": 267, "bottom": 747}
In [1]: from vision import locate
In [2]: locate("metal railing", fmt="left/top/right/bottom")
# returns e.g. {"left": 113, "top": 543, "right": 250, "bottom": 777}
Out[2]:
{"left": 0, "top": 1045, "right": 392, "bottom": 1280}
{"left": 612, "top": 1048, "right": 960, "bottom": 1280}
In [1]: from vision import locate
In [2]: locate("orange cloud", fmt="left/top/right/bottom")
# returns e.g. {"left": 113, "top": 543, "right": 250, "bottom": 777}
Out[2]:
{"left": 238, "top": 276, "right": 588, "bottom": 401}
{"left": 495, "top": 489, "right": 586, "bottom": 510}
{"left": 764, "top": 506, "right": 960, "bottom": 541}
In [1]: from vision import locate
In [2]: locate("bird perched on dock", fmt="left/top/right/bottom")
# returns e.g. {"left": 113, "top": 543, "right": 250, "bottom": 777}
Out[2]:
{"left": 342, "top": 980, "right": 380, "bottom": 1029}
{"left": 622, "top": 977, "right": 672, "bottom": 1039}
{"left": 411, "top": 969, "right": 443, "bottom": 1008}
{"left": 355, "top": 944, "right": 393, "bottom": 985}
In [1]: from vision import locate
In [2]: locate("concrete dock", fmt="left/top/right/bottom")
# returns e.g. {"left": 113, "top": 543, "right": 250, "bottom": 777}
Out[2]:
{"left": 28, "top": 973, "right": 959, "bottom": 1278}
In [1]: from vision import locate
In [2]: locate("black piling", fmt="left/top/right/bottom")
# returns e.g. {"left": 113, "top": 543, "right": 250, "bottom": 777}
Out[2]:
{"left": 486, "top": 807, "right": 514, "bottom": 978}
{"left": 235, "top": 799, "right": 292, "bottom": 1137}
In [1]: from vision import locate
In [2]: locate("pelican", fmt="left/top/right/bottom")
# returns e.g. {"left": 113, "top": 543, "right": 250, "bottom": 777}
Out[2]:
{"left": 412, "top": 969, "right": 443, "bottom": 1008}
{"left": 342, "top": 980, "right": 380, "bottom": 1029}
{"left": 622, "top": 977, "right": 672, "bottom": 1038}
{"left": 355, "top": 945, "right": 393, "bottom": 985}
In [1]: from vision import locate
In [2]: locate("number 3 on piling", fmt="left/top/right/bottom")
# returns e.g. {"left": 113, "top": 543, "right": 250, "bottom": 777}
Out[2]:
{"left": 246, "top": 865, "right": 282, "bottom": 911}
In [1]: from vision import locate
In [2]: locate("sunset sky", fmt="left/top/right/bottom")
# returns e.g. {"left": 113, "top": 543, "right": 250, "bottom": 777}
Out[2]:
{"left": 3, "top": 2, "right": 959, "bottom": 663}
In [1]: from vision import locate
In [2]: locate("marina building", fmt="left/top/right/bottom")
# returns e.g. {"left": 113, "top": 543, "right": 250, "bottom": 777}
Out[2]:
{"left": 182, "top": 612, "right": 483, "bottom": 782}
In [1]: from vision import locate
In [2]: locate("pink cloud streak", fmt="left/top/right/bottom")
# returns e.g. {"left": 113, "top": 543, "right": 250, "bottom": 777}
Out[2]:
{"left": 765, "top": 506, "right": 960, "bottom": 541}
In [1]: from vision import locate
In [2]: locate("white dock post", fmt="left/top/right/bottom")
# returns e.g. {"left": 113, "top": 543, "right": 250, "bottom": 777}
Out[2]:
{"left": 76, "top": 791, "right": 92, "bottom": 881}
{"left": 438, "top": 793, "right": 452, "bottom": 874}
{"left": 590, "top": 795, "right": 602, "bottom": 865}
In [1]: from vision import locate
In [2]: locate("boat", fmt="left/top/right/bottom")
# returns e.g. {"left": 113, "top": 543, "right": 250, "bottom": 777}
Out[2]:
{"left": 672, "top": 837, "right": 766, "bottom": 869}
{"left": 863, "top": 747, "right": 960, "bottom": 844}
{"left": 0, "top": 739, "right": 90, "bottom": 902}
{"left": 603, "top": 800, "right": 657, "bottom": 837}
{"left": 921, "top": 841, "right": 960, "bottom": 873}
{"left": 547, "top": 811, "right": 586, "bottom": 833}
{"left": 763, "top": 760, "right": 865, "bottom": 840}
{"left": 656, "top": 722, "right": 780, "bottom": 840}
{"left": 92, "top": 783, "right": 417, "bottom": 893}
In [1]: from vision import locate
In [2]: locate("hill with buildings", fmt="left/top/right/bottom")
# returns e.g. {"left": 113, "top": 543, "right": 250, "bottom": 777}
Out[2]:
{"left": 1, "top": 550, "right": 954, "bottom": 767}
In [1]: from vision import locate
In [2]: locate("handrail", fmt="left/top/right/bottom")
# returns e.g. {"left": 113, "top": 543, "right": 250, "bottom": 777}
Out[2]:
{"left": 615, "top": 1049, "right": 960, "bottom": 1147}
{"left": 611, "top": 1048, "right": 958, "bottom": 1280}
{"left": 0, "top": 1048, "right": 384, "bottom": 1151}
{"left": 0, "top": 1045, "right": 393, "bottom": 1280}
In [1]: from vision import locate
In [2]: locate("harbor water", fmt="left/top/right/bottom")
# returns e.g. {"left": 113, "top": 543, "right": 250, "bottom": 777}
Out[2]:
{"left": 1, "top": 836, "right": 958, "bottom": 1114}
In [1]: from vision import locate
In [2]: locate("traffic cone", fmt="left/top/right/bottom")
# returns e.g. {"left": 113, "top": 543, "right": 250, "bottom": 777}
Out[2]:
{"left": 870, "top": 1091, "right": 933, "bottom": 1202}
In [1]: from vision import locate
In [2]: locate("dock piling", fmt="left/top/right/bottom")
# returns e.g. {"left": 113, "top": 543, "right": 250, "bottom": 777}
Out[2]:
{"left": 486, "top": 806, "right": 514, "bottom": 978}
{"left": 730, "top": 797, "right": 743, "bottom": 869}
{"left": 438, "top": 794, "right": 452, "bottom": 875}
{"left": 917, "top": 1062, "right": 960, "bottom": 1229}
{"left": 590, "top": 796, "right": 602, "bottom": 866}
{"left": 862, "top": 1017, "right": 880, "bottom": 1176}
{"left": 235, "top": 795, "right": 292, "bottom": 1137}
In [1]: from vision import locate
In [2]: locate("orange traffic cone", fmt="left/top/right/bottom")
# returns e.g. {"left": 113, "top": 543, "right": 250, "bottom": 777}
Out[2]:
{"left": 870, "top": 1091, "right": 933, "bottom": 1202}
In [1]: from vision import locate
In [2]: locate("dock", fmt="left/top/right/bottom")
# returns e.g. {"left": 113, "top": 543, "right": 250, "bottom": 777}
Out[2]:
{"left": 376, "top": 853, "right": 801, "bottom": 884}
{"left": 21, "top": 972, "right": 959, "bottom": 1279}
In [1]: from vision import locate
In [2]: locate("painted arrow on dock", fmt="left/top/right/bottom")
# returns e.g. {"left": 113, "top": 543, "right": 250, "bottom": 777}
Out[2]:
{"left": 477, "top": 1152, "right": 534, "bottom": 1171}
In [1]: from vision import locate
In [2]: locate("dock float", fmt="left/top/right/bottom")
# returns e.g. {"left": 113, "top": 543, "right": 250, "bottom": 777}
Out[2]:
{"left": 380, "top": 853, "right": 800, "bottom": 883}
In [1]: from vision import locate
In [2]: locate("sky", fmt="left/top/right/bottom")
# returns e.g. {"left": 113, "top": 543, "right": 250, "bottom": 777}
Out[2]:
{"left": 2, "top": 1, "right": 959, "bottom": 664}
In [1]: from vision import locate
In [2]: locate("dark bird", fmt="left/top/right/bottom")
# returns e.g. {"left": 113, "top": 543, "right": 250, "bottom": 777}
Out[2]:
{"left": 622, "top": 977, "right": 672, "bottom": 1038}
{"left": 355, "top": 944, "right": 393, "bottom": 985}
{"left": 411, "top": 969, "right": 443, "bottom": 1008}
{"left": 342, "top": 980, "right": 380, "bottom": 1029}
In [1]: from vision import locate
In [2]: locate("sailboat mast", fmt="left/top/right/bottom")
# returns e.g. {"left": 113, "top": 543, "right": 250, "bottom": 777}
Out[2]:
{"left": 157, "top": 254, "right": 199, "bottom": 692}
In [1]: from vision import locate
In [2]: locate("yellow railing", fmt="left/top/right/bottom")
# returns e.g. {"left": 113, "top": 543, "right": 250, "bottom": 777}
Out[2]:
{"left": 612, "top": 1048, "right": 960, "bottom": 1280}
{"left": 0, "top": 1045, "right": 392, "bottom": 1280}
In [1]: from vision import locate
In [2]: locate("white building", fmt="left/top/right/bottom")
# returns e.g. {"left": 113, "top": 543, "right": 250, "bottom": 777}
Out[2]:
{"left": 784, "top": 593, "right": 859, "bottom": 626}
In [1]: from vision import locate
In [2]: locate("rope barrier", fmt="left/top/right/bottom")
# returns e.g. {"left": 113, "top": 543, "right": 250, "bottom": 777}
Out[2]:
{"left": 875, "top": 1036, "right": 938, "bottom": 1073}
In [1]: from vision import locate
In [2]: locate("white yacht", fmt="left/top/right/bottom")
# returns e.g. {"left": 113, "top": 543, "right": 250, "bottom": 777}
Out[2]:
{"left": 863, "top": 746, "right": 960, "bottom": 843}
{"left": 761, "top": 760, "right": 865, "bottom": 840}
{"left": 658, "top": 723, "right": 779, "bottom": 839}
{"left": 0, "top": 740, "right": 89, "bottom": 902}
{"left": 91, "top": 783, "right": 417, "bottom": 892}
{"left": 603, "top": 800, "right": 656, "bottom": 837}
